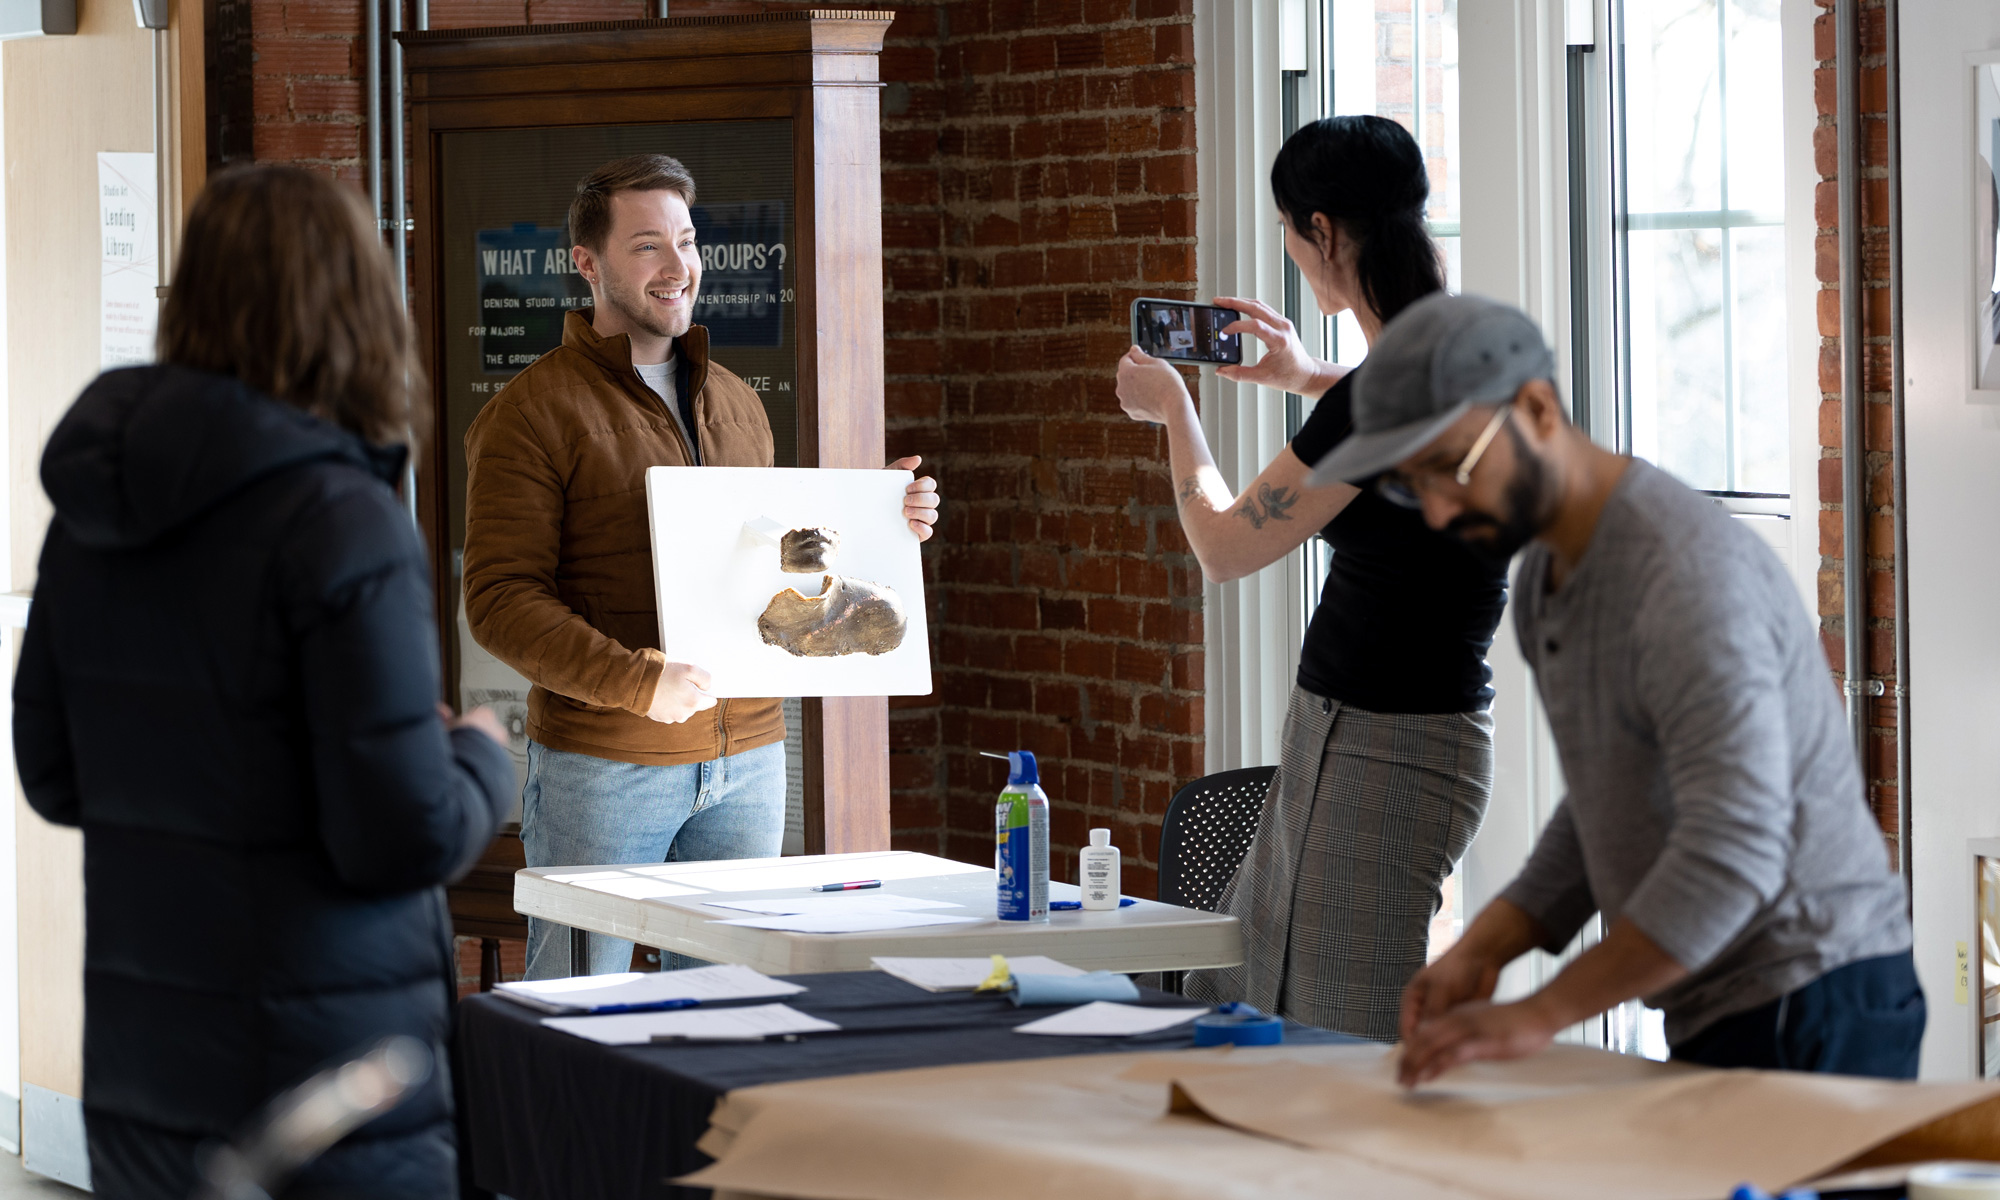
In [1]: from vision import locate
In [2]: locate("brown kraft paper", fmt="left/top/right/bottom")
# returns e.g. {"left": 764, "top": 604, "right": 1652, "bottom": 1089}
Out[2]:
{"left": 683, "top": 1044, "right": 2000, "bottom": 1200}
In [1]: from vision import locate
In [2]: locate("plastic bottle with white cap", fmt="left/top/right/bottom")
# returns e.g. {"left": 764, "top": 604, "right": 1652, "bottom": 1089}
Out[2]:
{"left": 1079, "top": 827, "right": 1121, "bottom": 910}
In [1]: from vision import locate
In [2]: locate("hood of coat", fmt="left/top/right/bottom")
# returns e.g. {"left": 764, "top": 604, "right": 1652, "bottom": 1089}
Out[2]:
{"left": 41, "top": 364, "right": 407, "bottom": 551}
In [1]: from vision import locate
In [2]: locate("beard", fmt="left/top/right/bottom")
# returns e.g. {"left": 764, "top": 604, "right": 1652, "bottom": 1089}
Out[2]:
{"left": 601, "top": 268, "right": 695, "bottom": 341}
{"left": 1444, "top": 423, "right": 1555, "bottom": 567}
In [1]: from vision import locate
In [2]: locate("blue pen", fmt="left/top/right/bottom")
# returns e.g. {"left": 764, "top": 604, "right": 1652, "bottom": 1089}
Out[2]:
{"left": 585, "top": 997, "right": 700, "bottom": 1015}
{"left": 1049, "top": 898, "right": 1136, "bottom": 910}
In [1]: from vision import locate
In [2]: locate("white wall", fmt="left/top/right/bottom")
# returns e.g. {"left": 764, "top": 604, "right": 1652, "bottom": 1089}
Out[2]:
{"left": 1782, "top": 0, "right": 1825, "bottom": 619}
{"left": 1897, "top": 1, "right": 2000, "bottom": 1081}
{"left": 0, "top": 45, "right": 17, "bottom": 1134}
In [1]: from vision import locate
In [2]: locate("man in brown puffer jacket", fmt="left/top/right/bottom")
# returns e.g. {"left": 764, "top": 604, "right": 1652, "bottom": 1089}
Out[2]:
{"left": 463, "top": 154, "right": 939, "bottom": 978}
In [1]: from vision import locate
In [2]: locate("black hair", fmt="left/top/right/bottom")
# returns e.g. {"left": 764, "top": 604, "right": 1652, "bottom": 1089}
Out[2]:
{"left": 1270, "top": 114, "right": 1445, "bottom": 325}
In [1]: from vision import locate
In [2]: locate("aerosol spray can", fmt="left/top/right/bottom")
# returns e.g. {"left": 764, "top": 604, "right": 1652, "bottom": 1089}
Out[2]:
{"left": 986, "top": 750, "right": 1048, "bottom": 922}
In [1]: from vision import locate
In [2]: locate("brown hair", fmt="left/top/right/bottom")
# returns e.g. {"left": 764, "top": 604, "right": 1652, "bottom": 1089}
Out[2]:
{"left": 567, "top": 154, "right": 697, "bottom": 254}
{"left": 158, "top": 164, "right": 425, "bottom": 447}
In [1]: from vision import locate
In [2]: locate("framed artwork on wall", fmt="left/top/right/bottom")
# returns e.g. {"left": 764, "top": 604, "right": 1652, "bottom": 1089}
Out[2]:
{"left": 1966, "top": 53, "right": 2000, "bottom": 401}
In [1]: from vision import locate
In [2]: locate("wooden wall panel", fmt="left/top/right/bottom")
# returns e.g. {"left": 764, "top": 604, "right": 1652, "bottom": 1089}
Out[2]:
{"left": 6, "top": 0, "right": 205, "bottom": 1123}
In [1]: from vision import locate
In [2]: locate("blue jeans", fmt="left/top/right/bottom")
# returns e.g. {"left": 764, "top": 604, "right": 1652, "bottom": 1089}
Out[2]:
{"left": 1670, "top": 951, "right": 1926, "bottom": 1078}
{"left": 520, "top": 739, "right": 786, "bottom": 979}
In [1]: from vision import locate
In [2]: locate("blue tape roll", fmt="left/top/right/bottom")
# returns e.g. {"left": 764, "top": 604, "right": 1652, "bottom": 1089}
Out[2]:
{"left": 1193, "top": 1004, "right": 1283, "bottom": 1046}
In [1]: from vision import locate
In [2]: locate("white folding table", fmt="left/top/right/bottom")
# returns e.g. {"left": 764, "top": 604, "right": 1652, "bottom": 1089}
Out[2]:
{"left": 512, "top": 850, "right": 1243, "bottom": 976}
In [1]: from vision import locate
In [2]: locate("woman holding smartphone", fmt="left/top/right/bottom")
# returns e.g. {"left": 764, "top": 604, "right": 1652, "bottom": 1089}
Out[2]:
{"left": 1114, "top": 114, "right": 1508, "bottom": 1041}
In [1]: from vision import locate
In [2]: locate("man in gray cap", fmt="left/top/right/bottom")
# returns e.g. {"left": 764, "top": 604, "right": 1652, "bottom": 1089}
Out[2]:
{"left": 1311, "top": 293, "right": 1920, "bottom": 1085}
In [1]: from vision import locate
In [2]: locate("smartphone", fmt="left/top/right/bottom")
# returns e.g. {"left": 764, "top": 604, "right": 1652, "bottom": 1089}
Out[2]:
{"left": 1129, "top": 297, "right": 1243, "bottom": 365}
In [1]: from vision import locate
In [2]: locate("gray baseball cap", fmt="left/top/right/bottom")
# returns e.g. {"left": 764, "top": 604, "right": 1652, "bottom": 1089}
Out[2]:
{"left": 1306, "top": 292, "right": 1556, "bottom": 487}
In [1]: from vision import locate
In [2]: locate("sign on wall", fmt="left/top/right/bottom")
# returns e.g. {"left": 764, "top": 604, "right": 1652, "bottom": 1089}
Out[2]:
{"left": 97, "top": 151, "right": 155, "bottom": 368}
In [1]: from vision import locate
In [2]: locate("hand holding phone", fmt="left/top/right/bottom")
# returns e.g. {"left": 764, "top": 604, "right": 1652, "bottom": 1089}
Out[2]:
{"left": 1130, "top": 297, "right": 1243, "bottom": 365}
{"left": 1212, "top": 295, "right": 1329, "bottom": 395}
{"left": 1115, "top": 345, "right": 1193, "bottom": 426}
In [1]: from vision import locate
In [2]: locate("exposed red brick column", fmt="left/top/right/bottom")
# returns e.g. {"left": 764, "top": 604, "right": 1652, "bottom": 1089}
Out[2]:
{"left": 250, "top": 0, "right": 368, "bottom": 182}
{"left": 880, "top": 0, "right": 1200, "bottom": 897}
{"left": 1812, "top": 0, "right": 1899, "bottom": 861}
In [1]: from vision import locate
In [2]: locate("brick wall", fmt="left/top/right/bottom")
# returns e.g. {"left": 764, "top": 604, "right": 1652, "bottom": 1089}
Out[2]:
{"left": 880, "top": 0, "right": 1200, "bottom": 899}
{"left": 246, "top": 0, "right": 1199, "bottom": 957}
{"left": 1811, "top": 0, "right": 1899, "bottom": 858}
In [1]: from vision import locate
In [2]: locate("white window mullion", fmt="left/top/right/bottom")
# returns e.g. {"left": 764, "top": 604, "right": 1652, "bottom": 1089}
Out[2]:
{"left": 1196, "top": 0, "right": 1305, "bottom": 774}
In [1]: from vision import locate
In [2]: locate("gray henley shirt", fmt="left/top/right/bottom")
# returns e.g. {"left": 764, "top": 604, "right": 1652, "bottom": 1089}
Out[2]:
{"left": 1498, "top": 459, "right": 1910, "bottom": 1045}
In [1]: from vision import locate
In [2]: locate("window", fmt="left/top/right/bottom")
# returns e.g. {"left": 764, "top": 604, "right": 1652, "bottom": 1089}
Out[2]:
{"left": 1607, "top": 0, "right": 1788, "bottom": 496}
{"left": 1307, "top": 0, "right": 1469, "bottom": 962}
{"left": 1324, "top": 0, "right": 1461, "bottom": 367}
{"left": 1565, "top": 0, "right": 1788, "bottom": 1059}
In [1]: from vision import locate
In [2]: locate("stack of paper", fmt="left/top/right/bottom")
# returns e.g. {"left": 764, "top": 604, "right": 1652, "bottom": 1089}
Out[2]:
{"left": 1013, "top": 1001, "right": 1207, "bottom": 1037}
{"left": 872, "top": 956, "right": 1086, "bottom": 992}
{"left": 543, "top": 870, "right": 705, "bottom": 900}
{"left": 625, "top": 854, "right": 987, "bottom": 893}
{"left": 713, "top": 911, "right": 982, "bottom": 934}
{"left": 702, "top": 894, "right": 962, "bottom": 916}
{"left": 494, "top": 964, "right": 804, "bottom": 1015}
{"left": 545, "top": 1003, "right": 840, "bottom": 1045}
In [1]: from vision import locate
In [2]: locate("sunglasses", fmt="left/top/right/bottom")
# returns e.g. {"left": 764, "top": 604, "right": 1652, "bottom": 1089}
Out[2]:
{"left": 1375, "top": 402, "right": 1514, "bottom": 510}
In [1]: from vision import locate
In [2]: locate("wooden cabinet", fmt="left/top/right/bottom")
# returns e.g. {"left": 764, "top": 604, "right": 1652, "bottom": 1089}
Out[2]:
{"left": 401, "top": 13, "right": 893, "bottom": 854}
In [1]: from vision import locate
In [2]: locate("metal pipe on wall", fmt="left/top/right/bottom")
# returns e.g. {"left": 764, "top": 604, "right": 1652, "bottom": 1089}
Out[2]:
{"left": 136, "top": 1, "right": 173, "bottom": 295}
{"left": 390, "top": 0, "right": 407, "bottom": 298}
{"left": 152, "top": 24, "right": 171, "bottom": 294}
{"left": 366, "top": 0, "right": 382, "bottom": 230}
{"left": 374, "top": 0, "right": 417, "bottom": 527}
{"left": 1834, "top": 0, "right": 1870, "bottom": 765}
{"left": 1885, "top": 0, "right": 1911, "bottom": 898}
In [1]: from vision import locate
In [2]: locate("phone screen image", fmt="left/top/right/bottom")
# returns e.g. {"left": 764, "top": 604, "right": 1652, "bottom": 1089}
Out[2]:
{"left": 1131, "top": 299, "right": 1242, "bottom": 365}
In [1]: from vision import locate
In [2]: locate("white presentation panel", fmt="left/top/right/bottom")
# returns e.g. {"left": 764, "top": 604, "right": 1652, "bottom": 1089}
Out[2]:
{"left": 645, "top": 466, "right": 932, "bottom": 697}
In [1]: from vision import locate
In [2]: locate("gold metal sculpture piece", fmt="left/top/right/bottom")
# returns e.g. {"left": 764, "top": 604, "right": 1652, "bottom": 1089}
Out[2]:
{"left": 758, "top": 527, "right": 908, "bottom": 657}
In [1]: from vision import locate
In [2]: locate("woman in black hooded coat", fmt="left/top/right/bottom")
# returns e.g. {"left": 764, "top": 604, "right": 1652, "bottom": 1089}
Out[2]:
{"left": 14, "top": 165, "right": 515, "bottom": 1198}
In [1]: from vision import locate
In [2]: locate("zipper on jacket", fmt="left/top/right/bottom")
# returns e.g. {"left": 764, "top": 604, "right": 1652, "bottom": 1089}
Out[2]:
{"left": 624, "top": 369, "right": 702, "bottom": 466}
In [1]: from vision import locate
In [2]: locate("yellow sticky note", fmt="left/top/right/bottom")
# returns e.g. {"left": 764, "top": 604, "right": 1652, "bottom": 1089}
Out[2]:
{"left": 1956, "top": 942, "right": 1971, "bottom": 1006}
{"left": 975, "top": 954, "right": 1013, "bottom": 993}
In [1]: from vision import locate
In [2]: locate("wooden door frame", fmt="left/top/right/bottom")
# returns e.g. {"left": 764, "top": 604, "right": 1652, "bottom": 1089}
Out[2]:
{"left": 401, "top": 14, "right": 893, "bottom": 854}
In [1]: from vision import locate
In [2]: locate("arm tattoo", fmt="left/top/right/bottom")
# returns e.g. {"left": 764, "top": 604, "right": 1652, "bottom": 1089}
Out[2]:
{"left": 1176, "top": 475, "right": 1203, "bottom": 509}
{"left": 1231, "top": 483, "right": 1299, "bottom": 530}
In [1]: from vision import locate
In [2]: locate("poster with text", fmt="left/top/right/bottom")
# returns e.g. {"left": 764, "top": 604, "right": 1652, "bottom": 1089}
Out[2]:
{"left": 99, "top": 151, "right": 156, "bottom": 368}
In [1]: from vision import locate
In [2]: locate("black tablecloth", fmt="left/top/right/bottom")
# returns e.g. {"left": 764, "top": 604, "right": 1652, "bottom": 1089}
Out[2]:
{"left": 455, "top": 971, "right": 1360, "bottom": 1200}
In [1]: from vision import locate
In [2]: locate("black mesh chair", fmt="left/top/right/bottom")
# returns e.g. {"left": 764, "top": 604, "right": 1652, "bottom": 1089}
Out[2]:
{"left": 1154, "top": 765, "right": 1276, "bottom": 993}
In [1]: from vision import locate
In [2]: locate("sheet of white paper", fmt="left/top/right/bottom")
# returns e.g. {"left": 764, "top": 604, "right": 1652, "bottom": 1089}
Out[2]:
{"left": 703, "top": 894, "right": 962, "bottom": 916}
{"left": 1013, "top": 1002, "right": 1207, "bottom": 1037}
{"left": 544, "top": 1003, "right": 839, "bottom": 1045}
{"left": 573, "top": 876, "right": 705, "bottom": 900}
{"left": 626, "top": 854, "right": 987, "bottom": 893}
{"left": 646, "top": 467, "right": 931, "bottom": 697}
{"left": 713, "top": 911, "right": 984, "bottom": 934}
{"left": 871, "top": 956, "right": 1087, "bottom": 992}
{"left": 495, "top": 965, "right": 803, "bottom": 1013}
{"left": 545, "top": 870, "right": 631, "bottom": 883}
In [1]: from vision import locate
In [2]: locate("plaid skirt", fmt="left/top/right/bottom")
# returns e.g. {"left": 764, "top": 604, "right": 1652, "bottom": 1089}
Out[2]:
{"left": 1186, "top": 686, "right": 1494, "bottom": 1041}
